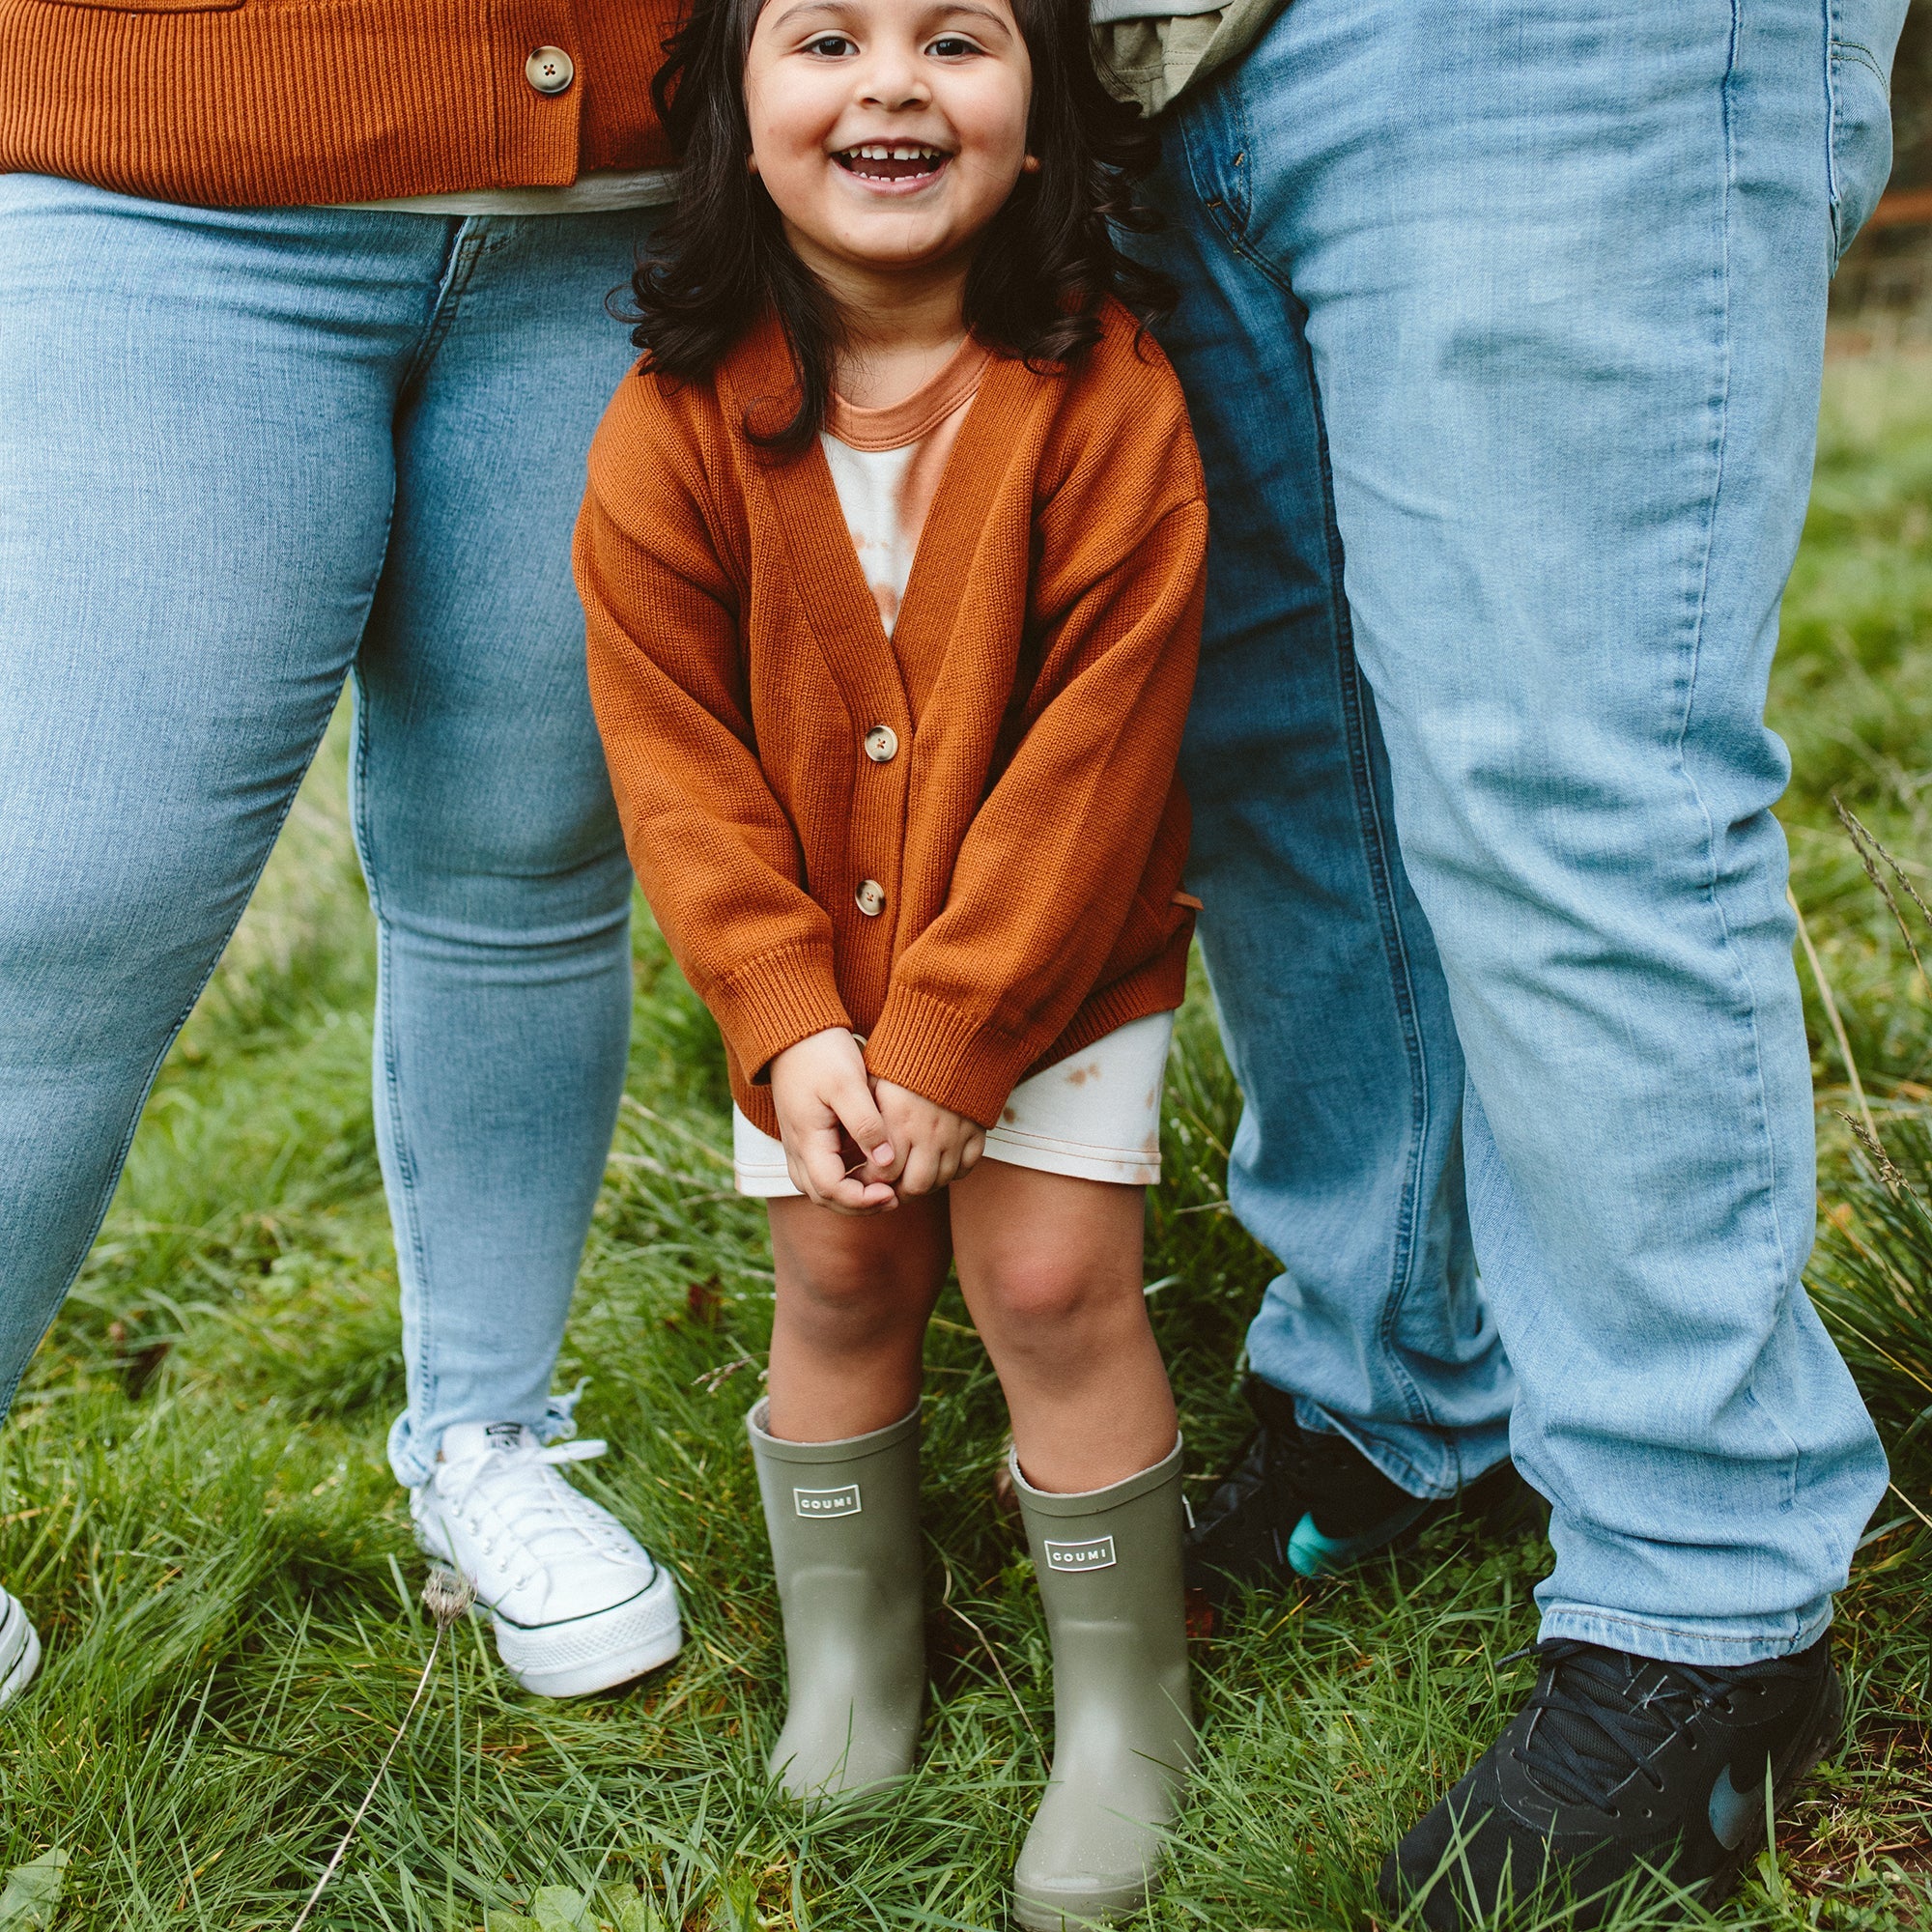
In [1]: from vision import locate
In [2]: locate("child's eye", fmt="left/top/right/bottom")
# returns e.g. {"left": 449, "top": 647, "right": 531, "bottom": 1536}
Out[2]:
{"left": 925, "top": 33, "right": 980, "bottom": 56}
{"left": 803, "top": 32, "right": 856, "bottom": 54}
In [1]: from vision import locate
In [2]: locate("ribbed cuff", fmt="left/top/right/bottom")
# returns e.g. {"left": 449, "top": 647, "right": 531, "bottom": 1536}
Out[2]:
{"left": 865, "top": 934, "right": 1191, "bottom": 1130}
{"left": 707, "top": 942, "right": 853, "bottom": 1086}
{"left": 862, "top": 985, "right": 1037, "bottom": 1129}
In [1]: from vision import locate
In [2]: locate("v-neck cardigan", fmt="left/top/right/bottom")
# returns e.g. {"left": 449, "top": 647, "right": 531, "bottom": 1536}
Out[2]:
{"left": 577, "top": 305, "right": 1208, "bottom": 1138}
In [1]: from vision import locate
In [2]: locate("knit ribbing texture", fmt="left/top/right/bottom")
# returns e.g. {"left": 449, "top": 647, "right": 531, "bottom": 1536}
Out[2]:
{"left": 0, "top": 0, "right": 675, "bottom": 206}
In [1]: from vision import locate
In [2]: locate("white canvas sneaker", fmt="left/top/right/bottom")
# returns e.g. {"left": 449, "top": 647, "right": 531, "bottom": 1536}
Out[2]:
{"left": 0, "top": 1585, "right": 42, "bottom": 1708}
{"left": 412, "top": 1422, "right": 682, "bottom": 1698}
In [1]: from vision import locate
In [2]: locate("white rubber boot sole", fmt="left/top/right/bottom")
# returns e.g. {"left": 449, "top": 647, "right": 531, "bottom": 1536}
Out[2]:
{"left": 0, "top": 1593, "right": 43, "bottom": 1709}
{"left": 488, "top": 1564, "right": 683, "bottom": 1698}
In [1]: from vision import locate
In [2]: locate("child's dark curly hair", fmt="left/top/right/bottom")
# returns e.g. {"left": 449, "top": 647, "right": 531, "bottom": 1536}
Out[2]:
{"left": 628, "top": 0, "right": 1174, "bottom": 453}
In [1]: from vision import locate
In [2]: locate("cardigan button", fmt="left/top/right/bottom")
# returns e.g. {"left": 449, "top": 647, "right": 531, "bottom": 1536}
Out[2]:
{"left": 863, "top": 724, "right": 898, "bottom": 763}
{"left": 525, "top": 45, "right": 575, "bottom": 94}
{"left": 855, "top": 880, "right": 887, "bottom": 918}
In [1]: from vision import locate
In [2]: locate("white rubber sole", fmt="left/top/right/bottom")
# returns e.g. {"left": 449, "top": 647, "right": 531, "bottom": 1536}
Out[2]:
{"left": 0, "top": 1592, "right": 43, "bottom": 1709}
{"left": 1013, "top": 1893, "right": 1138, "bottom": 1931}
{"left": 489, "top": 1564, "right": 684, "bottom": 1698}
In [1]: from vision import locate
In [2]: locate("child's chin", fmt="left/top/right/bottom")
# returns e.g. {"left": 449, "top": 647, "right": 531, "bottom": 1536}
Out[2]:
{"left": 830, "top": 222, "right": 956, "bottom": 269}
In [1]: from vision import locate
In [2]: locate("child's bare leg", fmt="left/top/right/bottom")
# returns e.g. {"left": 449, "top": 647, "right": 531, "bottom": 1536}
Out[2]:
{"left": 948, "top": 1162, "right": 1175, "bottom": 1492}
{"left": 765, "top": 1191, "right": 951, "bottom": 1441}
{"left": 952, "top": 1158, "right": 1190, "bottom": 1923}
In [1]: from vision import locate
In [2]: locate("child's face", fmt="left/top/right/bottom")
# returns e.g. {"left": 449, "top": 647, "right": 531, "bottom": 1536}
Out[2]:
{"left": 744, "top": 0, "right": 1033, "bottom": 289}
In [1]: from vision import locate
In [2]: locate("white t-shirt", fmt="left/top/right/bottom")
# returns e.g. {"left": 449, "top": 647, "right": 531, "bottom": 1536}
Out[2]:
{"left": 818, "top": 334, "right": 992, "bottom": 636}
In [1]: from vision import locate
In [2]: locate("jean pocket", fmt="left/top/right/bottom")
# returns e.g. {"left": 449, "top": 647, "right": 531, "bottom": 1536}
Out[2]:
{"left": 1826, "top": 0, "right": 1908, "bottom": 266}
{"left": 1176, "top": 68, "right": 1255, "bottom": 242}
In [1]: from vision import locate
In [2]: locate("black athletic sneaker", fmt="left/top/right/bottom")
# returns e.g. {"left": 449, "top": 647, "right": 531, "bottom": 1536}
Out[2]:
{"left": 1185, "top": 1377, "right": 1525, "bottom": 1598}
{"left": 1378, "top": 1634, "right": 1844, "bottom": 1929}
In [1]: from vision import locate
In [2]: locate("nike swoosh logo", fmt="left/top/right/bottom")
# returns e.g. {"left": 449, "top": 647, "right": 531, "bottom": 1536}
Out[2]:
{"left": 1708, "top": 1761, "right": 1763, "bottom": 1851}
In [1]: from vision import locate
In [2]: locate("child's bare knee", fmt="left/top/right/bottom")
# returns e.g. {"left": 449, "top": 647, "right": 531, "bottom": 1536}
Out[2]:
{"left": 977, "top": 1254, "right": 1101, "bottom": 1332}
{"left": 791, "top": 1252, "right": 895, "bottom": 1313}
{"left": 780, "top": 1251, "right": 927, "bottom": 1347}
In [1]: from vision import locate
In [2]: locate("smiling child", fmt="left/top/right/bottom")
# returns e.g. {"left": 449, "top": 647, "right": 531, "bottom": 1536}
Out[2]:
{"left": 574, "top": 0, "right": 1207, "bottom": 1917}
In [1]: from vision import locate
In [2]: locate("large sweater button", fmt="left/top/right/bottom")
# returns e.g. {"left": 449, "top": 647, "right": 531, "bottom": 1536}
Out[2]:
{"left": 525, "top": 46, "right": 575, "bottom": 94}
{"left": 863, "top": 725, "right": 898, "bottom": 763}
{"left": 855, "top": 880, "right": 887, "bottom": 917}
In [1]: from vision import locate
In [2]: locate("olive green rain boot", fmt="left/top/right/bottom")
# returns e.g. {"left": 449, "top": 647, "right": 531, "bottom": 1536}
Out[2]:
{"left": 747, "top": 1397, "right": 925, "bottom": 1804}
{"left": 1010, "top": 1441, "right": 1195, "bottom": 1930}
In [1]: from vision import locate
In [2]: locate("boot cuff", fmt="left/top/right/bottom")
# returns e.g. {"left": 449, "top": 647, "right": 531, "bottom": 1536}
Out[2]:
{"left": 1007, "top": 1436, "right": 1182, "bottom": 1517}
{"left": 747, "top": 1396, "right": 921, "bottom": 1463}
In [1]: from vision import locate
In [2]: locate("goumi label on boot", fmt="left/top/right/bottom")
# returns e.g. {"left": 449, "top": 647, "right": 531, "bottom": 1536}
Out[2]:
{"left": 1042, "top": 1535, "right": 1117, "bottom": 1573}
{"left": 793, "top": 1483, "right": 862, "bottom": 1519}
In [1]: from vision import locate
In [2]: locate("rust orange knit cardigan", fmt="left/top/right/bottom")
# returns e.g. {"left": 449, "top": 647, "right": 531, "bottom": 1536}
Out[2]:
{"left": 576, "top": 305, "right": 1208, "bottom": 1137}
{"left": 0, "top": 0, "right": 676, "bottom": 206}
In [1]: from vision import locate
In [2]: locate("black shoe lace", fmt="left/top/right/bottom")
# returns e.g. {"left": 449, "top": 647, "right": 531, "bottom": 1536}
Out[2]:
{"left": 1502, "top": 1640, "right": 1807, "bottom": 1815}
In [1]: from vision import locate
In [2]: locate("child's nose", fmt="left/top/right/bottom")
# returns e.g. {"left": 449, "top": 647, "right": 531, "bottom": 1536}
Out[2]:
{"left": 857, "top": 54, "right": 929, "bottom": 110}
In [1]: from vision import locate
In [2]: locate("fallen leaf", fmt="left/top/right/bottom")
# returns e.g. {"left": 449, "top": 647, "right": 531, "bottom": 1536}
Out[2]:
{"left": 0, "top": 1851, "right": 69, "bottom": 1930}
{"left": 530, "top": 1888, "right": 595, "bottom": 1930}
{"left": 595, "top": 1884, "right": 670, "bottom": 1931}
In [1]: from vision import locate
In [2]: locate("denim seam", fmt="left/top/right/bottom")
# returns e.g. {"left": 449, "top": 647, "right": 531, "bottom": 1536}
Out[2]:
{"left": 1246, "top": 100, "right": 1451, "bottom": 1464}
{"left": 396, "top": 220, "right": 497, "bottom": 400}
{"left": 1709, "top": 3, "right": 1798, "bottom": 1318}
{"left": 1322, "top": 465, "right": 1448, "bottom": 1463}
{"left": 1221, "top": 85, "right": 1255, "bottom": 231}
{"left": 1666, "top": 4, "right": 1811, "bottom": 1562}
{"left": 1824, "top": 1, "right": 1841, "bottom": 240}
{"left": 350, "top": 676, "right": 437, "bottom": 1470}
{"left": 1176, "top": 85, "right": 1458, "bottom": 1488}
{"left": 1826, "top": 13, "right": 1886, "bottom": 262}
{"left": 0, "top": 734, "right": 335, "bottom": 1422}
{"left": 1177, "top": 83, "right": 1275, "bottom": 292}
{"left": 1540, "top": 1605, "right": 1820, "bottom": 1653}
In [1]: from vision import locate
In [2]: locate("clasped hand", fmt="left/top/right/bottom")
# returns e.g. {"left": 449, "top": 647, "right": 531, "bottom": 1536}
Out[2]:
{"left": 768, "top": 1028, "right": 985, "bottom": 1213}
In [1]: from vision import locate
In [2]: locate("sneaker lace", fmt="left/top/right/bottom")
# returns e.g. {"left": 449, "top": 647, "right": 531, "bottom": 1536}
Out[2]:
{"left": 1504, "top": 1640, "right": 1809, "bottom": 1815}
{"left": 442, "top": 1440, "right": 639, "bottom": 1588}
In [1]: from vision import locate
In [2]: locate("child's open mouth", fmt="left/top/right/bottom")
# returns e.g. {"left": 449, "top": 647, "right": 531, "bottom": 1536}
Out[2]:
{"left": 833, "top": 144, "right": 952, "bottom": 185}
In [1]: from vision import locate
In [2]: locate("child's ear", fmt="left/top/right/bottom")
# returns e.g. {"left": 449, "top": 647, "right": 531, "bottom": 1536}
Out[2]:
{"left": 1022, "top": 154, "right": 1041, "bottom": 174}
{"left": 748, "top": 152, "right": 761, "bottom": 175}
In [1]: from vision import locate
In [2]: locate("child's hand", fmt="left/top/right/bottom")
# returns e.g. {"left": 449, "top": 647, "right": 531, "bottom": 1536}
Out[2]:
{"left": 769, "top": 1029, "right": 898, "bottom": 1214}
{"left": 875, "top": 1081, "right": 986, "bottom": 1196}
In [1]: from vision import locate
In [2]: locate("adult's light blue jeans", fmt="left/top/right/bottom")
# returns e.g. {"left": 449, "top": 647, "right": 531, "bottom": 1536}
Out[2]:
{"left": 1147, "top": 0, "right": 1900, "bottom": 1662}
{"left": 0, "top": 176, "right": 654, "bottom": 1485}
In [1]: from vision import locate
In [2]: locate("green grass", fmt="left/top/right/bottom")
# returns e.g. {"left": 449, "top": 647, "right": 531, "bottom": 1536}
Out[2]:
{"left": 4, "top": 352, "right": 1931, "bottom": 1929}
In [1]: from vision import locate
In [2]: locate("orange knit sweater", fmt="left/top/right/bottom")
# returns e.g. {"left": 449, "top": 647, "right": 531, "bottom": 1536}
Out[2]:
{"left": 0, "top": 0, "right": 675, "bottom": 206}
{"left": 577, "top": 304, "right": 1208, "bottom": 1137}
